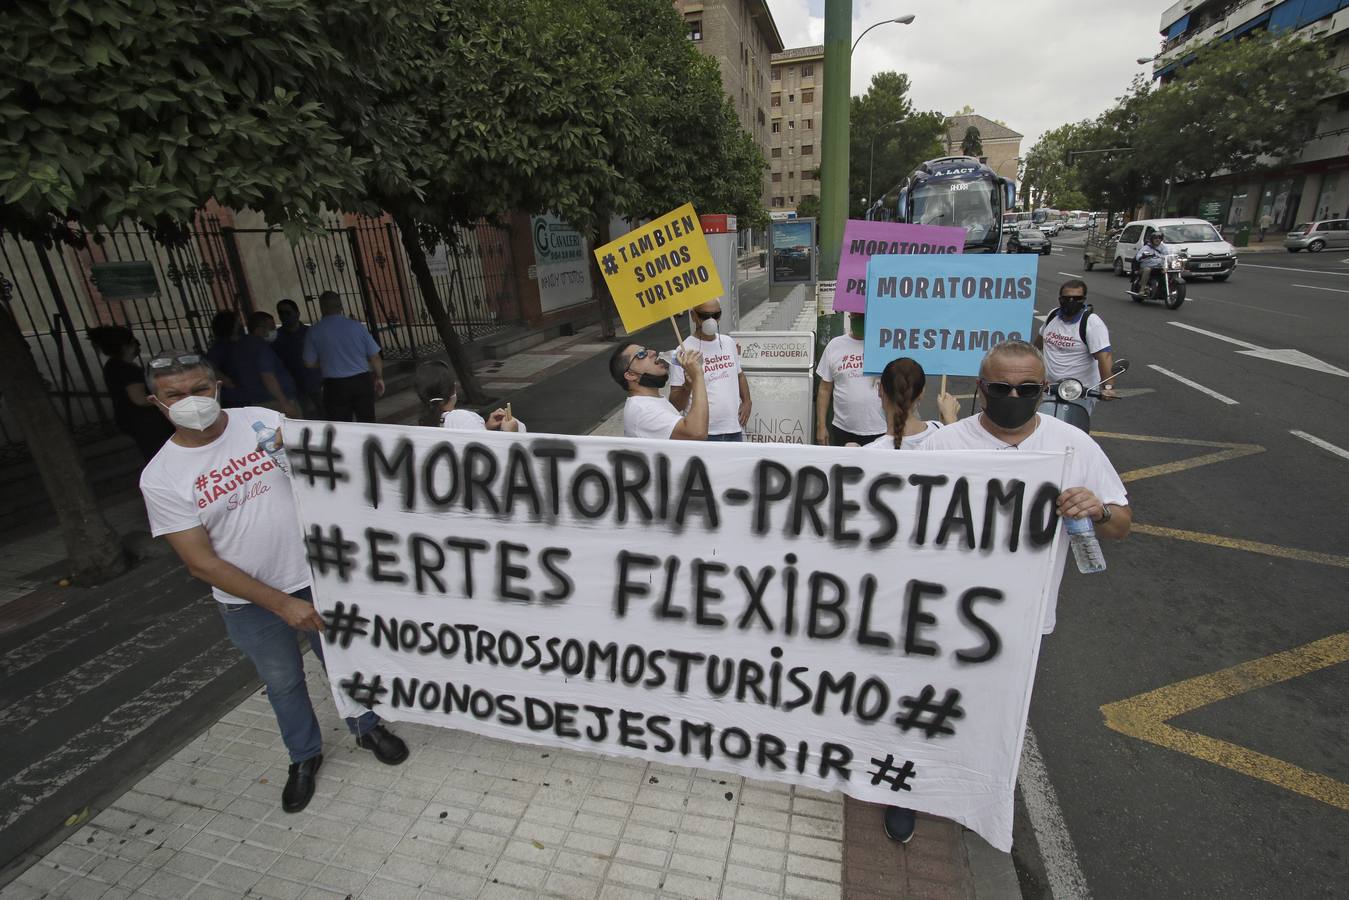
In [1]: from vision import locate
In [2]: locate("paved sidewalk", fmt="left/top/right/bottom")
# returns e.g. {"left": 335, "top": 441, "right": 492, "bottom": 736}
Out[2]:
{"left": 0, "top": 282, "right": 1022, "bottom": 900}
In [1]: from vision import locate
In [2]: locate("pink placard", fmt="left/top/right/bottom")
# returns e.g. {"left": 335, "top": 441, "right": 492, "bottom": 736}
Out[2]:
{"left": 833, "top": 220, "right": 967, "bottom": 312}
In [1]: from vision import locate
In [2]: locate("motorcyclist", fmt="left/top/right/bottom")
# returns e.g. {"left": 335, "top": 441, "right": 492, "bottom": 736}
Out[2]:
{"left": 1132, "top": 231, "right": 1170, "bottom": 293}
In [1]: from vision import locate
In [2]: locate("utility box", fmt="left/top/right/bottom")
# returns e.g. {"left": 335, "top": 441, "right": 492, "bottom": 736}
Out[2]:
{"left": 731, "top": 331, "right": 815, "bottom": 445}
{"left": 700, "top": 214, "right": 740, "bottom": 334}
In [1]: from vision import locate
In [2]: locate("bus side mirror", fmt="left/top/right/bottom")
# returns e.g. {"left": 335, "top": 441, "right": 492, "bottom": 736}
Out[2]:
{"left": 897, "top": 189, "right": 908, "bottom": 223}
{"left": 1004, "top": 181, "right": 1016, "bottom": 212}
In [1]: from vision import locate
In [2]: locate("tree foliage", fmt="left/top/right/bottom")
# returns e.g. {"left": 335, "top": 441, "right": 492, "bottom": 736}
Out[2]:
{"left": 848, "top": 72, "right": 946, "bottom": 217}
{"left": 796, "top": 194, "right": 821, "bottom": 220}
{"left": 960, "top": 126, "right": 983, "bottom": 158}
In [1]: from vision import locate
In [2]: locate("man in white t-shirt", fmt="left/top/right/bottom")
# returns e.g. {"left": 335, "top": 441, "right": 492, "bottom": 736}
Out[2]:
{"left": 138, "top": 350, "right": 408, "bottom": 816}
{"left": 609, "top": 342, "right": 708, "bottom": 440}
{"left": 668, "top": 299, "right": 751, "bottom": 441}
{"left": 1034, "top": 279, "right": 1114, "bottom": 413}
{"left": 921, "top": 339, "right": 1131, "bottom": 636}
{"left": 815, "top": 313, "right": 887, "bottom": 446}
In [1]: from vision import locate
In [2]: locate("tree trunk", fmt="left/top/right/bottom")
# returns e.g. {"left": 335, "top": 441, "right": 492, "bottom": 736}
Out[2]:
{"left": 0, "top": 306, "right": 127, "bottom": 583}
{"left": 392, "top": 213, "right": 487, "bottom": 404}
{"left": 589, "top": 216, "right": 618, "bottom": 341}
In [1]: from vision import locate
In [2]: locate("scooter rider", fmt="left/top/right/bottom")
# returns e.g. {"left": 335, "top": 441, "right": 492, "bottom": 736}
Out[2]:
{"left": 1132, "top": 231, "right": 1170, "bottom": 293}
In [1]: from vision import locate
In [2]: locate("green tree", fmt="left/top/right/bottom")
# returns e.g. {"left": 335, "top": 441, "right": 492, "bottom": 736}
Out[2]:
{"left": 1022, "top": 122, "right": 1092, "bottom": 208}
{"left": 848, "top": 72, "right": 946, "bottom": 218}
{"left": 960, "top": 126, "right": 983, "bottom": 158}
{"left": 796, "top": 194, "right": 821, "bottom": 219}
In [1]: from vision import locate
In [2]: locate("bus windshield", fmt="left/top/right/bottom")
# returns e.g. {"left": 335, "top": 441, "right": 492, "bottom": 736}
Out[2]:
{"left": 911, "top": 178, "right": 999, "bottom": 251}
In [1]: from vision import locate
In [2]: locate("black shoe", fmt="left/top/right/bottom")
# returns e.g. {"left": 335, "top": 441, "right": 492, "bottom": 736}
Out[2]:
{"left": 282, "top": 753, "right": 322, "bottom": 813}
{"left": 356, "top": 725, "right": 408, "bottom": 765}
{"left": 883, "top": 805, "right": 916, "bottom": 844}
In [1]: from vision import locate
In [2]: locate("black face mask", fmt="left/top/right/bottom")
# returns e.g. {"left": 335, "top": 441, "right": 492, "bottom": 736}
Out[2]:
{"left": 637, "top": 372, "right": 669, "bottom": 390}
{"left": 983, "top": 392, "right": 1041, "bottom": 429}
{"left": 1059, "top": 299, "right": 1085, "bottom": 318}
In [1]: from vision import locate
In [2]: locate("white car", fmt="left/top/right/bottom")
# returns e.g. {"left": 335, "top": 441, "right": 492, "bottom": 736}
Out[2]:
{"left": 1113, "top": 218, "right": 1237, "bottom": 281}
{"left": 1038, "top": 221, "right": 1061, "bottom": 236}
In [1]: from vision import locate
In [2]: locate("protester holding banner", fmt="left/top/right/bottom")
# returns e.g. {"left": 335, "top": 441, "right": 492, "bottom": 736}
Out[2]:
{"left": 863, "top": 357, "right": 961, "bottom": 450}
{"left": 815, "top": 313, "right": 888, "bottom": 446}
{"left": 414, "top": 360, "right": 526, "bottom": 433}
{"left": 610, "top": 343, "right": 708, "bottom": 440}
{"left": 138, "top": 350, "right": 409, "bottom": 814}
{"left": 921, "top": 340, "right": 1132, "bottom": 634}
{"left": 667, "top": 299, "right": 751, "bottom": 442}
{"left": 1033, "top": 279, "right": 1115, "bottom": 412}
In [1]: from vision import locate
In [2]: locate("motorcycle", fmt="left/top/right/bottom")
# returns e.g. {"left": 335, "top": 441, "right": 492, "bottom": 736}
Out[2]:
{"left": 1040, "top": 360, "right": 1130, "bottom": 433}
{"left": 1128, "top": 252, "right": 1186, "bottom": 309}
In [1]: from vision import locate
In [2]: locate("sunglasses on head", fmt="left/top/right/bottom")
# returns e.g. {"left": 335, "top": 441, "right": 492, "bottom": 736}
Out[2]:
{"left": 979, "top": 379, "right": 1045, "bottom": 399}
{"left": 146, "top": 352, "right": 204, "bottom": 369}
{"left": 696, "top": 310, "right": 722, "bottom": 320}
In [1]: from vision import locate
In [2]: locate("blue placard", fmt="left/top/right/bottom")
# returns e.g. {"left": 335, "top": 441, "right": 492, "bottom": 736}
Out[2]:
{"left": 862, "top": 254, "right": 1037, "bottom": 376}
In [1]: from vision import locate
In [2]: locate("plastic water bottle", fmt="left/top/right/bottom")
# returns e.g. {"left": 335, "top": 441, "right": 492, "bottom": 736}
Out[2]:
{"left": 1065, "top": 516, "right": 1106, "bottom": 574}
{"left": 252, "top": 420, "right": 290, "bottom": 474}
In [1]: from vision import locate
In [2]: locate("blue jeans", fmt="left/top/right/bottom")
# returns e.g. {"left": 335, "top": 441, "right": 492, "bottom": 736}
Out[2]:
{"left": 706, "top": 432, "right": 745, "bottom": 442}
{"left": 218, "top": 587, "right": 378, "bottom": 762}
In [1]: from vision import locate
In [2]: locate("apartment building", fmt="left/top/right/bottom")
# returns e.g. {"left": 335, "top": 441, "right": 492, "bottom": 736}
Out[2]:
{"left": 766, "top": 45, "right": 824, "bottom": 215}
{"left": 943, "top": 114, "right": 1023, "bottom": 186}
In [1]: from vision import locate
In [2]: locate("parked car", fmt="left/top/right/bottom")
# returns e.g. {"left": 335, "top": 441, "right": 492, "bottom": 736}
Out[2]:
{"left": 1284, "top": 220, "right": 1349, "bottom": 252}
{"left": 1039, "top": 221, "right": 1062, "bottom": 236}
{"left": 1113, "top": 218, "right": 1237, "bottom": 281}
{"left": 1009, "top": 224, "right": 1051, "bottom": 255}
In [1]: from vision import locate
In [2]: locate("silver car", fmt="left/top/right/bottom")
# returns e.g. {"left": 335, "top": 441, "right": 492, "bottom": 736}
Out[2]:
{"left": 1284, "top": 220, "right": 1349, "bottom": 252}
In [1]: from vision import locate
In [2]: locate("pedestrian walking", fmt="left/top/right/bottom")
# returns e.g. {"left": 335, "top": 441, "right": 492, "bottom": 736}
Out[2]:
{"left": 668, "top": 298, "right": 752, "bottom": 442}
{"left": 302, "top": 291, "right": 384, "bottom": 423}
{"left": 1033, "top": 279, "right": 1115, "bottom": 413}
{"left": 815, "top": 313, "right": 887, "bottom": 446}
{"left": 272, "top": 298, "right": 324, "bottom": 417}
{"left": 1258, "top": 212, "right": 1273, "bottom": 242}
{"left": 414, "top": 360, "right": 526, "bottom": 432}
{"left": 609, "top": 343, "right": 708, "bottom": 440}
{"left": 88, "top": 325, "right": 173, "bottom": 464}
{"left": 139, "top": 350, "right": 409, "bottom": 814}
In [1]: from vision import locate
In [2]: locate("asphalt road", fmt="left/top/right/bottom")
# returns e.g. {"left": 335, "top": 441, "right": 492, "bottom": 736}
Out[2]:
{"left": 1006, "top": 231, "right": 1349, "bottom": 898}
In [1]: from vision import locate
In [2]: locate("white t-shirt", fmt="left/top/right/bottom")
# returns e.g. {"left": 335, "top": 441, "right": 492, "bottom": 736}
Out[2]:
{"left": 816, "top": 335, "right": 886, "bottom": 436}
{"left": 440, "top": 409, "right": 528, "bottom": 432}
{"left": 668, "top": 334, "right": 743, "bottom": 436}
{"left": 1040, "top": 311, "right": 1111, "bottom": 385}
{"left": 624, "top": 395, "right": 684, "bottom": 439}
{"left": 139, "top": 408, "right": 310, "bottom": 604}
{"left": 919, "top": 413, "right": 1128, "bottom": 635}
{"left": 862, "top": 421, "right": 943, "bottom": 449}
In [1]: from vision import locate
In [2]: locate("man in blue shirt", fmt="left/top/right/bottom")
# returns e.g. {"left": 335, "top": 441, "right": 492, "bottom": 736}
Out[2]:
{"left": 232, "top": 311, "right": 300, "bottom": 416}
{"left": 302, "top": 291, "right": 384, "bottom": 423}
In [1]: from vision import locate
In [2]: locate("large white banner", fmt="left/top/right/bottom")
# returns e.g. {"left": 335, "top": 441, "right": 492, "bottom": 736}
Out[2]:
{"left": 288, "top": 423, "right": 1065, "bottom": 850}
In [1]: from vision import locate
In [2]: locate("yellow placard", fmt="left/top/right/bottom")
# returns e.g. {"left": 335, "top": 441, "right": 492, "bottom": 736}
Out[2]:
{"left": 593, "top": 203, "right": 725, "bottom": 333}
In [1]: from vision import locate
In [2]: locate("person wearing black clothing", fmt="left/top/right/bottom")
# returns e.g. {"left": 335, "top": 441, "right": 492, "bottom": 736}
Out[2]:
{"left": 88, "top": 326, "right": 173, "bottom": 463}
{"left": 272, "top": 298, "right": 323, "bottom": 417}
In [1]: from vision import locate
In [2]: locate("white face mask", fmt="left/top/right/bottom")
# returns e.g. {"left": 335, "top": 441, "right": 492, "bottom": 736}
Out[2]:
{"left": 162, "top": 391, "right": 222, "bottom": 431}
{"left": 261, "top": 330, "right": 277, "bottom": 343}
{"left": 699, "top": 317, "right": 718, "bottom": 337}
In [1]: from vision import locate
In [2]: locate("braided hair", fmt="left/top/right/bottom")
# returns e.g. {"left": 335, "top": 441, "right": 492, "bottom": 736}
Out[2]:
{"left": 414, "top": 360, "right": 457, "bottom": 426}
{"left": 879, "top": 357, "right": 926, "bottom": 449}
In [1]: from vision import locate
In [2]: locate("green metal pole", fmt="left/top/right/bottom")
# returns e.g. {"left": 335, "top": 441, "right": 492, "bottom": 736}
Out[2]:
{"left": 818, "top": 0, "right": 852, "bottom": 281}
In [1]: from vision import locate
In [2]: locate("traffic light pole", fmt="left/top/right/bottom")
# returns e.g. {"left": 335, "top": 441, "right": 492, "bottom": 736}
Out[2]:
{"left": 818, "top": 0, "right": 852, "bottom": 281}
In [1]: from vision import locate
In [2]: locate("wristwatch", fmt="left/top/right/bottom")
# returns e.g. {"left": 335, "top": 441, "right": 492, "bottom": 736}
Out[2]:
{"left": 1096, "top": 504, "right": 1113, "bottom": 524}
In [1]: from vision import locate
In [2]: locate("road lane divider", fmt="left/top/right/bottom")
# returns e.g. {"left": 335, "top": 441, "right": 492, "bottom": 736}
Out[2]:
{"left": 1129, "top": 523, "right": 1349, "bottom": 568}
{"left": 1165, "top": 323, "right": 1349, "bottom": 377}
{"left": 1239, "top": 262, "right": 1349, "bottom": 276}
{"left": 1291, "top": 283, "right": 1349, "bottom": 293}
{"left": 1291, "top": 430, "right": 1349, "bottom": 462}
{"left": 1146, "top": 365, "right": 1238, "bottom": 405}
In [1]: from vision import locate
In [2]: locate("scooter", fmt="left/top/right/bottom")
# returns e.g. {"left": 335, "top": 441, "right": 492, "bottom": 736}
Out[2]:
{"left": 1127, "top": 253, "right": 1187, "bottom": 309}
{"left": 1040, "top": 360, "right": 1130, "bottom": 433}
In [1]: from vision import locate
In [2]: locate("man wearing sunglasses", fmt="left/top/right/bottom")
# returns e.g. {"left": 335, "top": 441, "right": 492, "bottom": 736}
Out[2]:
{"left": 668, "top": 299, "right": 752, "bottom": 441}
{"left": 921, "top": 340, "right": 1131, "bottom": 638}
{"left": 139, "top": 351, "right": 409, "bottom": 815}
{"left": 1034, "top": 279, "right": 1114, "bottom": 411}
{"left": 609, "top": 343, "right": 709, "bottom": 440}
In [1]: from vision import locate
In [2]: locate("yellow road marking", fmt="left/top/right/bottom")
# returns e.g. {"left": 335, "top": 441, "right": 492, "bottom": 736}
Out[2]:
{"left": 1131, "top": 524, "right": 1349, "bottom": 569}
{"left": 1101, "top": 633, "right": 1349, "bottom": 811}
{"left": 1091, "top": 430, "right": 1265, "bottom": 483}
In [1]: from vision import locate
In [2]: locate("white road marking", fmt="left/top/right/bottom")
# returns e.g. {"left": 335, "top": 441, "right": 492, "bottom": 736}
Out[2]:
{"left": 1148, "top": 364, "right": 1239, "bottom": 405}
{"left": 1238, "top": 262, "right": 1349, "bottom": 276}
{"left": 1020, "top": 727, "right": 1092, "bottom": 900}
{"left": 1193, "top": 296, "right": 1309, "bottom": 319}
{"left": 1237, "top": 348, "right": 1349, "bottom": 377}
{"left": 1292, "top": 283, "right": 1349, "bottom": 294}
{"left": 1166, "top": 322, "right": 1262, "bottom": 350}
{"left": 1056, "top": 272, "right": 1083, "bottom": 278}
{"left": 1291, "top": 430, "right": 1349, "bottom": 461}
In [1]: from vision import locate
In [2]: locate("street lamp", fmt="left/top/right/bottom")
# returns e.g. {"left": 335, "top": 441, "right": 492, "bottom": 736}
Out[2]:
{"left": 852, "top": 15, "right": 916, "bottom": 54}
{"left": 868, "top": 119, "right": 905, "bottom": 211}
{"left": 1136, "top": 56, "right": 1155, "bottom": 65}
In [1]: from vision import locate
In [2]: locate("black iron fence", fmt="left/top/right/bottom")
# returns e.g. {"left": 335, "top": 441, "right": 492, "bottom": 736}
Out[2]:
{"left": 0, "top": 214, "right": 520, "bottom": 463}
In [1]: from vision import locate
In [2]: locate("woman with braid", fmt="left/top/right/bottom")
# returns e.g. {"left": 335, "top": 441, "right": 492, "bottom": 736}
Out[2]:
{"left": 862, "top": 357, "right": 960, "bottom": 450}
{"left": 414, "top": 361, "right": 525, "bottom": 432}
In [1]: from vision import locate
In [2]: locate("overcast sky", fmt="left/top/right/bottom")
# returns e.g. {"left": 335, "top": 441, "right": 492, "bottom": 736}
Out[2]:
{"left": 767, "top": 0, "right": 1166, "bottom": 152}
